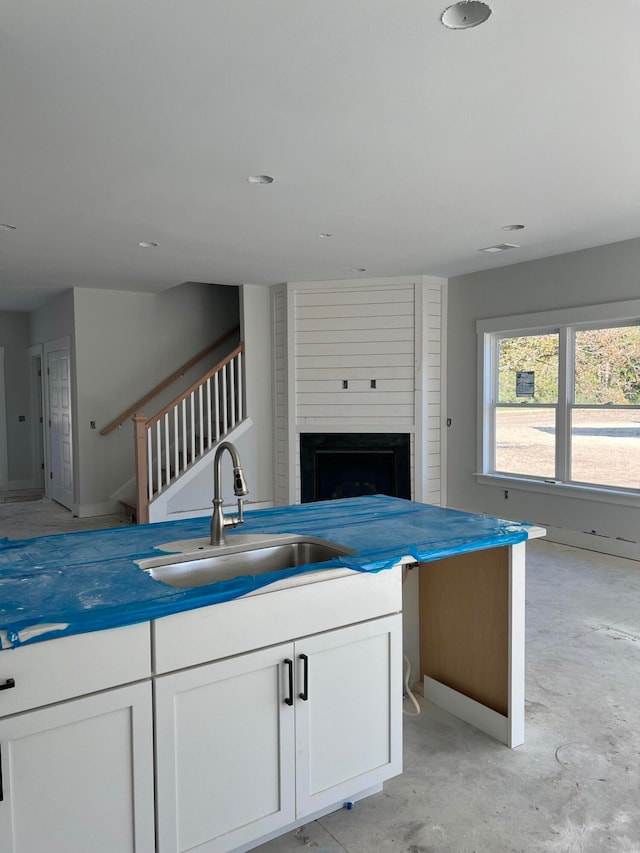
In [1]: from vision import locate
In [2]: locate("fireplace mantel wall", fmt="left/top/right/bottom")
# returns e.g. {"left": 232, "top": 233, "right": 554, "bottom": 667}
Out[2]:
{"left": 271, "top": 276, "right": 447, "bottom": 508}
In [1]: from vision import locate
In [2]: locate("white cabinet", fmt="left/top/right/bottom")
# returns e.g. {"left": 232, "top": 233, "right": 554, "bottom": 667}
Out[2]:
{"left": 0, "top": 624, "right": 155, "bottom": 853}
{"left": 294, "top": 615, "right": 402, "bottom": 818}
{"left": 155, "top": 643, "right": 296, "bottom": 853}
{"left": 154, "top": 614, "right": 402, "bottom": 853}
{"left": 0, "top": 682, "right": 155, "bottom": 853}
{"left": 0, "top": 564, "right": 402, "bottom": 853}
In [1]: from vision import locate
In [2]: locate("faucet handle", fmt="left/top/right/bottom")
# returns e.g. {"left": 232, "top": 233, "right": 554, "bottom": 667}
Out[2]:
{"left": 236, "top": 497, "right": 244, "bottom": 524}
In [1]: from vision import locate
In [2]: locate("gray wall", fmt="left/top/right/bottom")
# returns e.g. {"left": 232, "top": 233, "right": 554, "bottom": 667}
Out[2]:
{"left": 447, "top": 236, "right": 640, "bottom": 551}
{"left": 0, "top": 311, "right": 32, "bottom": 484}
{"left": 30, "top": 288, "right": 75, "bottom": 346}
{"left": 73, "top": 282, "right": 240, "bottom": 514}
{"left": 163, "top": 284, "right": 275, "bottom": 517}
{"left": 25, "top": 284, "right": 240, "bottom": 514}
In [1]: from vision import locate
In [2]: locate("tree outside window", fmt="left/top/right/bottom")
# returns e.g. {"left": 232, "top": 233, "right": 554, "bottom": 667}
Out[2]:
{"left": 495, "top": 333, "right": 558, "bottom": 479}
{"left": 485, "top": 321, "right": 640, "bottom": 492}
{"left": 571, "top": 325, "right": 640, "bottom": 488}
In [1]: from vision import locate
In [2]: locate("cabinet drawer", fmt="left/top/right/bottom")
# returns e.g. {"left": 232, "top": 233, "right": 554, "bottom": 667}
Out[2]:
{"left": 0, "top": 623, "right": 151, "bottom": 717}
{"left": 153, "top": 565, "right": 402, "bottom": 674}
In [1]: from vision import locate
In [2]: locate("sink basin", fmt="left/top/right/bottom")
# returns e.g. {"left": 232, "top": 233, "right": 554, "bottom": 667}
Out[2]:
{"left": 138, "top": 534, "right": 355, "bottom": 589}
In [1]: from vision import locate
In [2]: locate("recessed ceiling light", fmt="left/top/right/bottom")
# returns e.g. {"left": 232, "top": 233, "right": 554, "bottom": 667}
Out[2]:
{"left": 319, "top": 232, "right": 333, "bottom": 239}
{"left": 0, "top": 223, "right": 17, "bottom": 231}
{"left": 479, "top": 243, "right": 520, "bottom": 253}
{"left": 502, "top": 224, "right": 525, "bottom": 231}
{"left": 138, "top": 241, "right": 159, "bottom": 248}
{"left": 247, "top": 175, "right": 274, "bottom": 184}
{"left": 350, "top": 268, "right": 366, "bottom": 272}
{"left": 441, "top": 1, "right": 492, "bottom": 29}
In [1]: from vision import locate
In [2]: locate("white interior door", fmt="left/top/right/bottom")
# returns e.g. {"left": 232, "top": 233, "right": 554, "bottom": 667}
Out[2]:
{"left": 47, "top": 347, "right": 73, "bottom": 509}
{"left": 30, "top": 353, "right": 45, "bottom": 489}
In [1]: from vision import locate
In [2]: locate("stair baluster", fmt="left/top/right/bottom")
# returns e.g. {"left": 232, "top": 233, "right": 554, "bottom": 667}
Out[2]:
{"left": 132, "top": 343, "right": 245, "bottom": 524}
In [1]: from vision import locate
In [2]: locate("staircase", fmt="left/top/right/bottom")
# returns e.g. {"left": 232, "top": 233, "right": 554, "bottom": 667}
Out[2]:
{"left": 132, "top": 343, "right": 246, "bottom": 524}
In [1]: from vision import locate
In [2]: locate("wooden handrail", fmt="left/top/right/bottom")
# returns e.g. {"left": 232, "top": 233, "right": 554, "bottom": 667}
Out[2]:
{"left": 145, "top": 343, "right": 244, "bottom": 429}
{"left": 100, "top": 325, "right": 240, "bottom": 436}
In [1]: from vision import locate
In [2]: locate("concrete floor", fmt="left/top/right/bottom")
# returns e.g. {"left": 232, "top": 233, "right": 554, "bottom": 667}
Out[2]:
{"left": 2, "top": 495, "right": 639, "bottom": 851}
{"left": 0, "top": 490, "right": 129, "bottom": 539}
{"left": 255, "top": 541, "right": 640, "bottom": 853}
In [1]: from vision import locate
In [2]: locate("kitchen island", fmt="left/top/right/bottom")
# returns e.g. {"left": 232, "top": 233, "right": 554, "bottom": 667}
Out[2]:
{"left": 0, "top": 496, "right": 543, "bottom": 853}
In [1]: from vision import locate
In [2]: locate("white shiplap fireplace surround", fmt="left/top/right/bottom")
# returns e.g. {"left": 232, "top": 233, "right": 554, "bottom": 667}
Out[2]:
{"left": 271, "top": 276, "right": 447, "bottom": 507}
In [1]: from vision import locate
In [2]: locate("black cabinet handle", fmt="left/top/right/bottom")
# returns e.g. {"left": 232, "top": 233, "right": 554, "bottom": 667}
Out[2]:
{"left": 299, "top": 654, "right": 309, "bottom": 701}
{"left": 0, "top": 745, "right": 4, "bottom": 802}
{"left": 0, "top": 678, "right": 15, "bottom": 692}
{"left": 284, "top": 659, "right": 294, "bottom": 706}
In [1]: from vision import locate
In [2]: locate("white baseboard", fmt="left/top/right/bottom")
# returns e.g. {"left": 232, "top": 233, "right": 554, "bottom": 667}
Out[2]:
{"left": 6, "top": 478, "right": 39, "bottom": 491}
{"left": 75, "top": 500, "right": 121, "bottom": 518}
{"left": 423, "top": 676, "right": 519, "bottom": 748}
{"left": 543, "top": 526, "right": 640, "bottom": 561}
{"left": 447, "top": 502, "right": 640, "bottom": 563}
{"left": 155, "top": 499, "right": 275, "bottom": 524}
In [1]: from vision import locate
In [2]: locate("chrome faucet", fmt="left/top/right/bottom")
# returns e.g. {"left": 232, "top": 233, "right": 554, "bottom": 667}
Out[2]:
{"left": 210, "top": 441, "right": 249, "bottom": 545}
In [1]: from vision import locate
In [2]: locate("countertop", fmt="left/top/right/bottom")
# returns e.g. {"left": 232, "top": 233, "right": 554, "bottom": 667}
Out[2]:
{"left": 0, "top": 495, "right": 541, "bottom": 649}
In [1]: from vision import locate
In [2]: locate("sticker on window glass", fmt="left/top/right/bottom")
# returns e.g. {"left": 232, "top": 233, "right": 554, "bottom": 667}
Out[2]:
{"left": 516, "top": 370, "right": 535, "bottom": 397}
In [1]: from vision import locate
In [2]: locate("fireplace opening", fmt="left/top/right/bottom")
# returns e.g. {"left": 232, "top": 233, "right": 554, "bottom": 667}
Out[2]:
{"left": 300, "top": 433, "right": 410, "bottom": 503}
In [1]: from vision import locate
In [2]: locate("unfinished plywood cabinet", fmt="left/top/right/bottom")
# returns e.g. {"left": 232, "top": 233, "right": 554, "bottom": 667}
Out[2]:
{"left": 418, "top": 535, "right": 544, "bottom": 748}
{"left": 420, "top": 547, "right": 509, "bottom": 715}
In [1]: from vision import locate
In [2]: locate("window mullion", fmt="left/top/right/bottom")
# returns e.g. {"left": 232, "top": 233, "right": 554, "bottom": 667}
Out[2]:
{"left": 486, "top": 333, "right": 498, "bottom": 473}
{"left": 556, "top": 327, "right": 571, "bottom": 481}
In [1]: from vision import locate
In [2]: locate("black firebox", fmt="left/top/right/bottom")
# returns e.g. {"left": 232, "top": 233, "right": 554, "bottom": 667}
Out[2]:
{"left": 300, "top": 433, "right": 410, "bottom": 503}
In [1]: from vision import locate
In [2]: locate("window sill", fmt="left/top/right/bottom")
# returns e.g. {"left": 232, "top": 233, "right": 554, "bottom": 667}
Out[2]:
{"left": 475, "top": 473, "right": 640, "bottom": 508}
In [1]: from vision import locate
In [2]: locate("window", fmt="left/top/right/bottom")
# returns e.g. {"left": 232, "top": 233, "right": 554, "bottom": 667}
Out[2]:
{"left": 477, "top": 301, "right": 640, "bottom": 497}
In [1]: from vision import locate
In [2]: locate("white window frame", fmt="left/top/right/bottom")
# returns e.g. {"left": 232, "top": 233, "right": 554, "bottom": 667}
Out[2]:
{"left": 476, "top": 299, "right": 640, "bottom": 508}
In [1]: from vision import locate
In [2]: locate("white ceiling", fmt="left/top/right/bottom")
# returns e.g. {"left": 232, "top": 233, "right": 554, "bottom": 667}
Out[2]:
{"left": 2, "top": 1, "right": 640, "bottom": 312}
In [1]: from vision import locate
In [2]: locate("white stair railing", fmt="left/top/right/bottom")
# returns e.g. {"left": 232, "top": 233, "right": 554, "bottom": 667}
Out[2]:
{"left": 133, "top": 344, "right": 244, "bottom": 523}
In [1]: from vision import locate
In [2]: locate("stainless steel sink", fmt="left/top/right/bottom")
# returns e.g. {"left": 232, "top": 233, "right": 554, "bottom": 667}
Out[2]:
{"left": 139, "top": 534, "right": 355, "bottom": 589}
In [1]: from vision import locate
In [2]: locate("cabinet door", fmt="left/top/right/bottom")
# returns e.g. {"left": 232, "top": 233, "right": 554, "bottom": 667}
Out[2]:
{"left": 295, "top": 613, "right": 403, "bottom": 817}
{"left": 155, "top": 643, "right": 296, "bottom": 853}
{"left": 0, "top": 681, "right": 155, "bottom": 853}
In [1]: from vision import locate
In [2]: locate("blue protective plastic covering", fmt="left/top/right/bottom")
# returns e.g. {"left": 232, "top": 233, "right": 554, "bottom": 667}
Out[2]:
{"left": 0, "top": 495, "right": 535, "bottom": 648}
